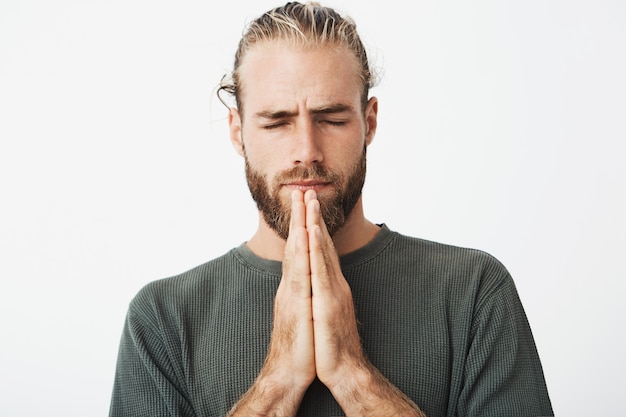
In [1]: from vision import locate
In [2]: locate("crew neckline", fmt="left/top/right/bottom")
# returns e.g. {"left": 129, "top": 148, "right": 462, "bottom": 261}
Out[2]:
{"left": 233, "top": 224, "right": 395, "bottom": 276}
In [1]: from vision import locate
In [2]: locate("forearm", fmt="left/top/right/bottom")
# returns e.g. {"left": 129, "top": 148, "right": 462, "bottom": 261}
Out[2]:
{"left": 328, "top": 361, "right": 426, "bottom": 417}
{"left": 226, "top": 373, "right": 307, "bottom": 417}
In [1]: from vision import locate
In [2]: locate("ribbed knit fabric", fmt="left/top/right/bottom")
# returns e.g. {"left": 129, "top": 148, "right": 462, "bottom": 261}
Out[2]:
{"left": 109, "top": 225, "right": 553, "bottom": 417}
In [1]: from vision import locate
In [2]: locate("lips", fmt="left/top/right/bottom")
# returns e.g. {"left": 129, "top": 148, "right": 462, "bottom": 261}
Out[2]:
{"left": 282, "top": 180, "right": 331, "bottom": 191}
{"left": 285, "top": 180, "right": 329, "bottom": 186}
{"left": 276, "top": 166, "right": 338, "bottom": 191}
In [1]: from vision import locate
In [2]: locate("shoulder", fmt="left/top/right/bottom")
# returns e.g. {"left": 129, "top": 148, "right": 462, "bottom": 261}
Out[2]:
{"left": 127, "top": 248, "right": 243, "bottom": 319}
{"left": 387, "top": 230, "right": 509, "bottom": 277}
{"left": 376, "top": 229, "right": 518, "bottom": 304}
{"left": 384, "top": 230, "right": 531, "bottom": 332}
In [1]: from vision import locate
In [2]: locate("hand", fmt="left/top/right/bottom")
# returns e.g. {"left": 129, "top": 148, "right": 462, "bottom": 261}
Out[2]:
{"left": 229, "top": 190, "right": 424, "bottom": 417}
{"left": 259, "top": 190, "right": 317, "bottom": 390}
{"left": 267, "top": 189, "right": 316, "bottom": 388}
{"left": 227, "top": 191, "right": 315, "bottom": 416}
{"left": 302, "top": 190, "right": 365, "bottom": 388}
{"left": 304, "top": 190, "right": 425, "bottom": 417}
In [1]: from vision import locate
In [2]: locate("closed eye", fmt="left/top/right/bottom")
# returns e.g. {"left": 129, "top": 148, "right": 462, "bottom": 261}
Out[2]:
{"left": 322, "top": 120, "right": 347, "bottom": 126}
{"left": 262, "top": 122, "right": 288, "bottom": 130}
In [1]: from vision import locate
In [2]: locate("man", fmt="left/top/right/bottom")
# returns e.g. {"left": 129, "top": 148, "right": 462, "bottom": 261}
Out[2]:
{"left": 109, "top": 2, "right": 553, "bottom": 416}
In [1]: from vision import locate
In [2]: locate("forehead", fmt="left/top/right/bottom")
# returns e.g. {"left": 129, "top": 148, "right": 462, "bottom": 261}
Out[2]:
{"left": 237, "top": 41, "right": 363, "bottom": 113}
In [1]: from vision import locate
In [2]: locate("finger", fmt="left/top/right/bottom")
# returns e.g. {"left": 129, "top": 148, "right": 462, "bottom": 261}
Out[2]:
{"left": 284, "top": 190, "right": 304, "bottom": 268}
{"left": 305, "top": 191, "right": 321, "bottom": 231}
{"left": 289, "top": 189, "right": 306, "bottom": 232}
{"left": 304, "top": 189, "right": 317, "bottom": 208}
{"left": 281, "top": 190, "right": 311, "bottom": 297}
{"left": 304, "top": 194, "right": 333, "bottom": 277}
{"left": 292, "top": 227, "right": 312, "bottom": 293}
{"left": 312, "top": 226, "right": 348, "bottom": 302}
{"left": 303, "top": 190, "right": 335, "bottom": 250}
{"left": 305, "top": 199, "right": 339, "bottom": 276}
{"left": 308, "top": 225, "right": 329, "bottom": 283}
{"left": 303, "top": 190, "right": 342, "bottom": 294}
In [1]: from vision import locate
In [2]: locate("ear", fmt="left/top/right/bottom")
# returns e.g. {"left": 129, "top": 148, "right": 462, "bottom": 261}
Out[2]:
{"left": 364, "top": 96, "right": 378, "bottom": 146}
{"left": 228, "top": 107, "right": 245, "bottom": 157}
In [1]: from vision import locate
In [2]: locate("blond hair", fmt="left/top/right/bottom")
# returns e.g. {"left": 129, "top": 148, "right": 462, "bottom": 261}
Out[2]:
{"left": 219, "top": 2, "right": 376, "bottom": 115}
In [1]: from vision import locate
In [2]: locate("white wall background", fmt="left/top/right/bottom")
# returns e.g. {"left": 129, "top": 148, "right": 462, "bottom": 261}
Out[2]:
{"left": 1, "top": 0, "right": 624, "bottom": 415}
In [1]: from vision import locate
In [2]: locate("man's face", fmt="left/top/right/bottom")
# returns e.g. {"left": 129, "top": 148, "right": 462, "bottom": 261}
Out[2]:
{"left": 230, "top": 41, "right": 377, "bottom": 239}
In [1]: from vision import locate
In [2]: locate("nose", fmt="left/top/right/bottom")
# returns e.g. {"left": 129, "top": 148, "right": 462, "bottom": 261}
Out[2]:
{"left": 291, "top": 119, "right": 323, "bottom": 166}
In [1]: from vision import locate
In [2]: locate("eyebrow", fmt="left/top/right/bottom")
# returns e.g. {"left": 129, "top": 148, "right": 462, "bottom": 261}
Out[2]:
{"left": 254, "top": 103, "right": 354, "bottom": 120}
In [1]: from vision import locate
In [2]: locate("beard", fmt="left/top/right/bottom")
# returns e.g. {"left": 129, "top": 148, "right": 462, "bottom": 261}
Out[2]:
{"left": 245, "top": 148, "right": 367, "bottom": 240}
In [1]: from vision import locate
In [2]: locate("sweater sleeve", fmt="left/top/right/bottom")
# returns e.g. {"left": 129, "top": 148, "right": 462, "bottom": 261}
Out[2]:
{"left": 109, "top": 297, "right": 197, "bottom": 417}
{"left": 455, "top": 258, "right": 553, "bottom": 417}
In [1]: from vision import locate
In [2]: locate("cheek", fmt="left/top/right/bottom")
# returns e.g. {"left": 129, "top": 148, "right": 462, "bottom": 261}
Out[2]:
{"left": 245, "top": 151, "right": 285, "bottom": 191}
{"left": 243, "top": 141, "right": 275, "bottom": 171}
{"left": 247, "top": 140, "right": 298, "bottom": 178}
{"left": 331, "top": 138, "right": 366, "bottom": 170}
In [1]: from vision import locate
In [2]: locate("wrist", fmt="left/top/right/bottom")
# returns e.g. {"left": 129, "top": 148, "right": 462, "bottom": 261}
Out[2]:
{"left": 258, "top": 354, "right": 315, "bottom": 394}
{"left": 318, "top": 348, "right": 370, "bottom": 392}
{"left": 227, "top": 367, "right": 311, "bottom": 417}
{"left": 325, "top": 361, "right": 425, "bottom": 417}
{"left": 258, "top": 370, "right": 311, "bottom": 399}
{"left": 325, "top": 360, "right": 371, "bottom": 397}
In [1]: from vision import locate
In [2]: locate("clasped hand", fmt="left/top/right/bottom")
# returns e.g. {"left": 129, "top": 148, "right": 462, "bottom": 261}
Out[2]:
{"left": 231, "top": 190, "right": 424, "bottom": 417}
{"left": 269, "top": 189, "right": 364, "bottom": 392}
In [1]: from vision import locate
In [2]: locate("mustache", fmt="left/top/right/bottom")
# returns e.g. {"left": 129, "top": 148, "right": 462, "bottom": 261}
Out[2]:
{"left": 275, "top": 165, "right": 339, "bottom": 184}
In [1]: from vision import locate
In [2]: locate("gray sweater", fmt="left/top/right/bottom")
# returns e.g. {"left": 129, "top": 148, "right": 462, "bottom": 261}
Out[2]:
{"left": 109, "top": 225, "right": 553, "bottom": 416}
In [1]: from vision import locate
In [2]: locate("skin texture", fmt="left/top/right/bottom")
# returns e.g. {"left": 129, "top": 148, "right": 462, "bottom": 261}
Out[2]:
{"left": 226, "top": 41, "right": 425, "bottom": 417}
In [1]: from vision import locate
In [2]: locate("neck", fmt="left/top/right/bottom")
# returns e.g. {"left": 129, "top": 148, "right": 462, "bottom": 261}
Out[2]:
{"left": 246, "top": 197, "right": 380, "bottom": 261}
